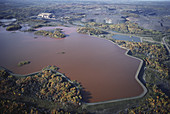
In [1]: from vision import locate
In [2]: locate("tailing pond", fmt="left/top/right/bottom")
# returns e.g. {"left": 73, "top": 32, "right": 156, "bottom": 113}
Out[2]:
{"left": 0, "top": 26, "right": 144, "bottom": 103}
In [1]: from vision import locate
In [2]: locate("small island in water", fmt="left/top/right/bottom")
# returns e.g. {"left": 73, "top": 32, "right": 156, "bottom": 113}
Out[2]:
{"left": 17, "top": 60, "right": 31, "bottom": 67}
{"left": 34, "top": 28, "right": 66, "bottom": 38}
{"left": 6, "top": 24, "right": 22, "bottom": 31}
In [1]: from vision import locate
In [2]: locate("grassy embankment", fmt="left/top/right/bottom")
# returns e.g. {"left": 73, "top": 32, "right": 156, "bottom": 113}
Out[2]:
{"left": 85, "top": 21, "right": 165, "bottom": 42}
{"left": 0, "top": 65, "right": 87, "bottom": 113}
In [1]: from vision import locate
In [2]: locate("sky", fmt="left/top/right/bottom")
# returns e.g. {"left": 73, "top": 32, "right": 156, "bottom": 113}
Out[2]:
{"left": 71, "top": 0, "right": 170, "bottom": 1}
{"left": 2, "top": 0, "right": 170, "bottom": 2}
{"left": 71, "top": 0, "right": 170, "bottom": 2}
{"left": 136, "top": 0, "right": 170, "bottom": 1}
{"left": 105, "top": 0, "right": 170, "bottom": 1}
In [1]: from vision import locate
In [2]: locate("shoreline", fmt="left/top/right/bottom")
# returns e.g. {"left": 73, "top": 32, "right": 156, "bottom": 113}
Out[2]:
{"left": 85, "top": 36, "right": 147, "bottom": 106}
{"left": 0, "top": 66, "right": 75, "bottom": 85}
{"left": 0, "top": 66, "right": 80, "bottom": 96}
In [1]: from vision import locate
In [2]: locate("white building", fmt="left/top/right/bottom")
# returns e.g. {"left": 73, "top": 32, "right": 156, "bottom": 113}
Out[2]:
{"left": 38, "top": 13, "right": 54, "bottom": 19}
{"left": 105, "top": 19, "right": 112, "bottom": 24}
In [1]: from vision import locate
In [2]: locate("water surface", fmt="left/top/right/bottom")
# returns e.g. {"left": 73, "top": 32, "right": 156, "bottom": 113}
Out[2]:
{"left": 0, "top": 18, "right": 17, "bottom": 26}
{"left": 0, "top": 26, "right": 143, "bottom": 103}
{"left": 112, "top": 34, "right": 141, "bottom": 42}
{"left": 0, "top": 18, "right": 16, "bottom": 23}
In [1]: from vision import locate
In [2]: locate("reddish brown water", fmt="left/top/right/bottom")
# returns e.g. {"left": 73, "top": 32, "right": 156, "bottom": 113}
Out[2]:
{"left": 0, "top": 26, "right": 143, "bottom": 103}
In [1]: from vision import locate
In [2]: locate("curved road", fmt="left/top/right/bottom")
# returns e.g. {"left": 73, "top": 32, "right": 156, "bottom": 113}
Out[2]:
{"left": 162, "top": 37, "right": 170, "bottom": 54}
